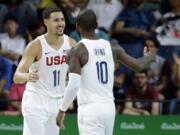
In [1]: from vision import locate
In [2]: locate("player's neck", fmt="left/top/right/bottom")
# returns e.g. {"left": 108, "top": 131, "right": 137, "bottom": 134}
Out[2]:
{"left": 81, "top": 32, "right": 97, "bottom": 40}
{"left": 45, "top": 33, "right": 63, "bottom": 45}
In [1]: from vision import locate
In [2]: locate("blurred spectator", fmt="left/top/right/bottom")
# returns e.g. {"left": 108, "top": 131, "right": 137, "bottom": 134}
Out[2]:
{"left": 143, "top": 36, "right": 171, "bottom": 100}
{"left": 25, "top": 0, "right": 41, "bottom": 7}
{"left": 111, "top": 0, "right": 157, "bottom": 44}
{"left": 0, "top": 83, "right": 25, "bottom": 115}
{"left": 122, "top": 70, "right": 159, "bottom": 115}
{"left": 156, "top": 0, "right": 180, "bottom": 45}
{"left": 70, "top": 28, "right": 109, "bottom": 42}
{"left": 113, "top": 61, "right": 126, "bottom": 114}
{"left": 53, "top": 0, "right": 88, "bottom": 34}
{"left": 172, "top": 52, "right": 180, "bottom": 88}
{"left": 144, "top": 0, "right": 162, "bottom": 21}
{"left": 0, "top": 0, "right": 37, "bottom": 34}
{"left": 36, "top": 0, "right": 55, "bottom": 9}
{"left": 0, "top": 4, "right": 8, "bottom": 32}
{"left": 0, "top": 93, "right": 8, "bottom": 111}
{"left": 69, "top": 7, "right": 110, "bottom": 42}
{"left": 0, "top": 56, "right": 13, "bottom": 94}
{"left": 26, "top": 20, "right": 46, "bottom": 42}
{"left": 0, "top": 56, "right": 13, "bottom": 111}
{"left": 87, "top": 0, "right": 123, "bottom": 32}
{"left": 168, "top": 52, "right": 180, "bottom": 114}
{"left": 0, "top": 14, "right": 26, "bottom": 66}
{"left": 169, "top": 90, "right": 180, "bottom": 114}
{"left": 160, "top": 0, "right": 171, "bottom": 15}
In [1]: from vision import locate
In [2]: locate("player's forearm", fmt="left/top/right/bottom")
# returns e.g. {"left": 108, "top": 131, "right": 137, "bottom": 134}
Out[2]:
{"left": 60, "top": 73, "right": 80, "bottom": 112}
{"left": 13, "top": 72, "right": 28, "bottom": 84}
{"left": 120, "top": 56, "right": 153, "bottom": 72}
{"left": 117, "top": 47, "right": 155, "bottom": 72}
{"left": 135, "top": 55, "right": 155, "bottom": 71}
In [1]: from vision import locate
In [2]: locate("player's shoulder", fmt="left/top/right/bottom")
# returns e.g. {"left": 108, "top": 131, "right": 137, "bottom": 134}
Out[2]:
{"left": 71, "top": 42, "right": 86, "bottom": 53}
{"left": 69, "top": 37, "right": 77, "bottom": 47}
{"left": 25, "top": 36, "right": 41, "bottom": 52}
{"left": 69, "top": 42, "right": 87, "bottom": 57}
{"left": 64, "top": 34, "right": 77, "bottom": 47}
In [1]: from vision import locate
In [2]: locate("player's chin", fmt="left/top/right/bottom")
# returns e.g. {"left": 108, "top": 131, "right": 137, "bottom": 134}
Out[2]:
{"left": 57, "top": 31, "right": 64, "bottom": 36}
{"left": 57, "top": 32, "right": 64, "bottom": 36}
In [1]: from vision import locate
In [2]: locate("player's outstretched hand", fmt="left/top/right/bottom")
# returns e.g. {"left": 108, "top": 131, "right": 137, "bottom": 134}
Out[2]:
{"left": 56, "top": 110, "right": 65, "bottom": 129}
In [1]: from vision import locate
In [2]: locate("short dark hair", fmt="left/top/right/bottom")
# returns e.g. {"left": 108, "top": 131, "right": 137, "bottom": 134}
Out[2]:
{"left": 143, "top": 36, "right": 161, "bottom": 48}
{"left": 3, "top": 14, "right": 18, "bottom": 24}
{"left": 76, "top": 9, "right": 97, "bottom": 31}
{"left": 134, "top": 69, "right": 148, "bottom": 77}
{"left": 42, "top": 6, "right": 62, "bottom": 20}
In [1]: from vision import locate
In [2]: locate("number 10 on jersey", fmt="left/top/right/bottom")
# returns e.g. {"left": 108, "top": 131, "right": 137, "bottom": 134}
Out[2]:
{"left": 96, "top": 61, "right": 108, "bottom": 84}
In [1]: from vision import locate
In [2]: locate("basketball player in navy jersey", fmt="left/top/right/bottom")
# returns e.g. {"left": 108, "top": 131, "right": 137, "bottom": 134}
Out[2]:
{"left": 13, "top": 7, "right": 76, "bottom": 135}
{"left": 56, "top": 10, "right": 155, "bottom": 135}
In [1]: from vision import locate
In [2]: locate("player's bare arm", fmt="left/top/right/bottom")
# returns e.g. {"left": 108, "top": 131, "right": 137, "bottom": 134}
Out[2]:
{"left": 111, "top": 42, "right": 155, "bottom": 72}
{"left": 13, "top": 39, "right": 41, "bottom": 84}
{"left": 68, "top": 42, "right": 88, "bottom": 74}
{"left": 57, "top": 43, "right": 87, "bottom": 127}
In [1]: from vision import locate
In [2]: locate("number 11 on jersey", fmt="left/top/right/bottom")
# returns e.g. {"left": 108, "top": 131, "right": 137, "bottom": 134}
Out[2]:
{"left": 53, "top": 70, "right": 60, "bottom": 87}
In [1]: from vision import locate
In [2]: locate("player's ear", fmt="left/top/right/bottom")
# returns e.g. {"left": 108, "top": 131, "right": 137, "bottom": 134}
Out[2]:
{"left": 44, "top": 19, "right": 48, "bottom": 27}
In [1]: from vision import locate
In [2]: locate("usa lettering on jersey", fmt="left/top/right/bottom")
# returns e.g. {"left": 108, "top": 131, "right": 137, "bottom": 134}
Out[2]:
{"left": 46, "top": 55, "right": 67, "bottom": 66}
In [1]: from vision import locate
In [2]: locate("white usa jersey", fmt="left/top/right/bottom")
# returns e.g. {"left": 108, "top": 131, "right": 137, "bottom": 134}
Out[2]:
{"left": 77, "top": 39, "right": 115, "bottom": 105}
{"left": 26, "top": 34, "right": 71, "bottom": 98}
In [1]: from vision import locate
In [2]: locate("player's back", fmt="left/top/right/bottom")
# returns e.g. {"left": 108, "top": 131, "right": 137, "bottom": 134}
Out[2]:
{"left": 77, "top": 38, "right": 115, "bottom": 105}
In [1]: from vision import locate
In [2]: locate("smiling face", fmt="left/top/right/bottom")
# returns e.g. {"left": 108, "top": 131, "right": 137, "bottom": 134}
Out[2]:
{"left": 44, "top": 11, "right": 65, "bottom": 36}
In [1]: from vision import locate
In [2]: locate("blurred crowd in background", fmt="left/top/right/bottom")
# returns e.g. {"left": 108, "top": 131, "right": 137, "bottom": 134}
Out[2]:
{"left": 0, "top": 0, "right": 180, "bottom": 116}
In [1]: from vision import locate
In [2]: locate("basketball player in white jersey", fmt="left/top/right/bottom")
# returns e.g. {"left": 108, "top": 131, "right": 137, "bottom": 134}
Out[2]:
{"left": 56, "top": 10, "right": 155, "bottom": 135}
{"left": 13, "top": 7, "right": 76, "bottom": 135}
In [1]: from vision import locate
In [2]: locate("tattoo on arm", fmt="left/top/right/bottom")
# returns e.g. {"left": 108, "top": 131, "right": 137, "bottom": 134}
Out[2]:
{"left": 68, "top": 43, "right": 88, "bottom": 74}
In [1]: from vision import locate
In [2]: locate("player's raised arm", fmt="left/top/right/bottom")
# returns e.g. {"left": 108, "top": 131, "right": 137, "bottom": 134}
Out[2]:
{"left": 13, "top": 39, "right": 40, "bottom": 84}
{"left": 111, "top": 41, "right": 155, "bottom": 72}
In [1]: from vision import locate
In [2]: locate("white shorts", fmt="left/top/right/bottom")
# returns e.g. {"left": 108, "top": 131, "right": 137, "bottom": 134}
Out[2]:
{"left": 22, "top": 90, "right": 61, "bottom": 135}
{"left": 78, "top": 101, "right": 115, "bottom": 135}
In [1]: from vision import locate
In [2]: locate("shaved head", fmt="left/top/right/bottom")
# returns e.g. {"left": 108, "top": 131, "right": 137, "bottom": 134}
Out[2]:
{"left": 76, "top": 10, "right": 97, "bottom": 31}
